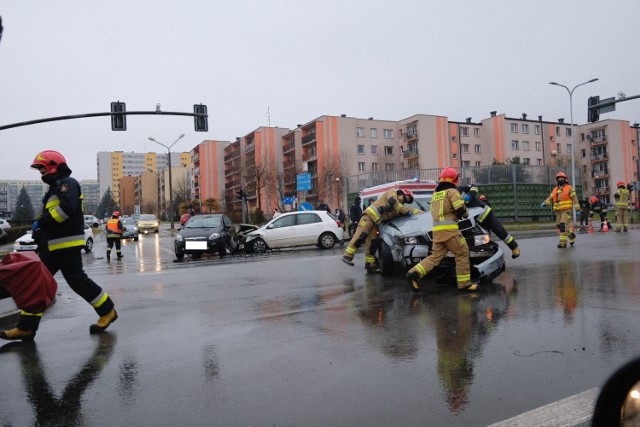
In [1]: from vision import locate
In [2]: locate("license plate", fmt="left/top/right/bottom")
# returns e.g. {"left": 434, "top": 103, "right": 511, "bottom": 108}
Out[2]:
{"left": 185, "top": 241, "right": 207, "bottom": 250}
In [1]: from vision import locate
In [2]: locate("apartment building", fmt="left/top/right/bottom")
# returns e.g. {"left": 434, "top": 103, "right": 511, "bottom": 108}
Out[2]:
{"left": 192, "top": 140, "right": 229, "bottom": 210}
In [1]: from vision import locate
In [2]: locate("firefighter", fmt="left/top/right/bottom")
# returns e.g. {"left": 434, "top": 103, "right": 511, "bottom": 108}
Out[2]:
{"left": 106, "top": 211, "right": 125, "bottom": 262}
{"left": 407, "top": 167, "right": 478, "bottom": 292}
{"left": 589, "top": 196, "right": 610, "bottom": 231}
{"left": 613, "top": 181, "right": 630, "bottom": 232}
{"left": 541, "top": 171, "right": 580, "bottom": 248}
{"left": 458, "top": 184, "right": 520, "bottom": 259}
{"left": 342, "top": 188, "right": 422, "bottom": 273}
{"left": 578, "top": 197, "right": 591, "bottom": 231}
{"left": 19, "top": 150, "right": 118, "bottom": 339}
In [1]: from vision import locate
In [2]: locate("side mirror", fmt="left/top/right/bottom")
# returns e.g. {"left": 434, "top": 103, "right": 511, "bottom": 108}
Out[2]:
{"left": 592, "top": 356, "right": 640, "bottom": 426}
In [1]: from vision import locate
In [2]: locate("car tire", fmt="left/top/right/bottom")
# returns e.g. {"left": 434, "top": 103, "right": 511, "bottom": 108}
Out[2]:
{"left": 251, "top": 238, "right": 268, "bottom": 253}
{"left": 84, "top": 238, "right": 94, "bottom": 253}
{"left": 318, "top": 232, "right": 336, "bottom": 249}
{"left": 92, "top": 222, "right": 99, "bottom": 228}
{"left": 134, "top": 236, "right": 139, "bottom": 241}
{"left": 175, "top": 250, "right": 184, "bottom": 260}
{"left": 379, "top": 241, "right": 396, "bottom": 276}
{"left": 219, "top": 244, "right": 226, "bottom": 258}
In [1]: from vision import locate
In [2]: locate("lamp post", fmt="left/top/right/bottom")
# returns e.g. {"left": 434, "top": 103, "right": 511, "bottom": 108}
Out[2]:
{"left": 549, "top": 78, "right": 599, "bottom": 223}
{"left": 148, "top": 134, "right": 185, "bottom": 229}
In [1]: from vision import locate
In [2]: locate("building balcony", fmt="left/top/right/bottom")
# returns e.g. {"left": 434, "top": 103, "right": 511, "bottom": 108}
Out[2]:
{"left": 404, "top": 131, "right": 418, "bottom": 141}
{"left": 245, "top": 143, "right": 255, "bottom": 153}
{"left": 224, "top": 151, "right": 240, "bottom": 162}
{"left": 403, "top": 149, "right": 419, "bottom": 159}
{"left": 301, "top": 133, "right": 317, "bottom": 145}
{"left": 589, "top": 136, "right": 607, "bottom": 147}
{"left": 283, "top": 144, "right": 295, "bottom": 154}
{"left": 592, "top": 171, "right": 609, "bottom": 179}
{"left": 302, "top": 152, "right": 317, "bottom": 162}
{"left": 591, "top": 154, "right": 608, "bottom": 162}
{"left": 592, "top": 187, "right": 610, "bottom": 195}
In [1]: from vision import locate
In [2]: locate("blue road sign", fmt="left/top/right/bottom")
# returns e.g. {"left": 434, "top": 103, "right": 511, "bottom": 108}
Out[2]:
{"left": 299, "top": 202, "right": 313, "bottom": 211}
{"left": 297, "top": 173, "right": 312, "bottom": 191}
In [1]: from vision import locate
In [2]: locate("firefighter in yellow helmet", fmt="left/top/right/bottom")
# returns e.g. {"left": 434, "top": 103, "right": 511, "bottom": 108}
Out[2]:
{"left": 1, "top": 150, "right": 118, "bottom": 341}
{"left": 106, "top": 211, "right": 125, "bottom": 262}
{"left": 342, "top": 188, "right": 422, "bottom": 273}
{"left": 541, "top": 171, "right": 580, "bottom": 248}
{"left": 406, "top": 167, "right": 478, "bottom": 292}
{"left": 613, "top": 181, "right": 631, "bottom": 232}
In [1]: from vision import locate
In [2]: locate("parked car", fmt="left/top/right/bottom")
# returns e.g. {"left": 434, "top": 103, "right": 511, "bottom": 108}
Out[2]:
{"left": 120, "top": 216, "right": 139, "bottom": 241}
{"left": 137, "top": 214, "right": 159, "bottom": 234}
{"left": 0, "top": 218, "right": 11, "bottom": 230}
{"left": 377, "top": 204, "right": 505, "bottom": 284}
{"left": 243, "top": 210, "right": 344, "bottom": 253}
{"left": 14, "top": 224, "right": 94, "bottom": 253}
{"left": 84, "top": 215, "right": 100, "bottom": 228}
{"left": 174, "top": 213, "right": 237, "bottom": 260}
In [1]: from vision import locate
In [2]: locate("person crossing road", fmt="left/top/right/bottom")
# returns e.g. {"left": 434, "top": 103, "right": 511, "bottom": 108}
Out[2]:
{"left": 541, "top": 172, "right": 580, "bottom": 248}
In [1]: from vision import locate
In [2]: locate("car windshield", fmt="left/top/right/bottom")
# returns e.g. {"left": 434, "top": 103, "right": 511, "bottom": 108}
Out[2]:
{"left": 139, "top": 215, "right": 157, "bottom": 221}
{"left": 185, "top": 216, "right": 222, "bottom": 228}
{"left": 121, "top": 218, "right": 135, "bottom": 225}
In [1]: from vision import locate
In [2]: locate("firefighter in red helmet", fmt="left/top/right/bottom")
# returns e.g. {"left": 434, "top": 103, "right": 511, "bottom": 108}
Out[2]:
{"left": 106, "top": 211, "right": 125, "bottom": 262}
{"left": 613, "top": 181, "right": 631, "bottom": 232}
{"left": 1, "top": 150, "right": 118, "bottom": 341}
{"left": 342, "top": 188, "right": 422, "bottom": 273}
{"left": 541, "top": 171, "right": 580, "bottom": 248}
{"left": 407, "top": 167, "right": 478, "bottom": 292}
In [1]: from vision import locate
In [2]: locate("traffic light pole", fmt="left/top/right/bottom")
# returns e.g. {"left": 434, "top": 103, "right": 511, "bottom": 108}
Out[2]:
{"left": 588, "top": 94, "right": 640, "bottom": 123}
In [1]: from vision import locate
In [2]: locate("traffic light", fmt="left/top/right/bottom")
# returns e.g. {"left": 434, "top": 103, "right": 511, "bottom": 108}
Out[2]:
{"left": 194, "top": 104, "right": 208, "bottom": 132}
{"left": 110, "top": 101, "right": 127, "bottom": 131}
{"left": 236, "top": 189, "right": 246, "bottom": 200}
{"left": 588, "top": 96, "right": 600, "bottom": 123}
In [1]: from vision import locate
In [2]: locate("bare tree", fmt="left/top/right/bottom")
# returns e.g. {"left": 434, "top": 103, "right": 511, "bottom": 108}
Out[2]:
{"left": 244, "top": 145, "right": 273, "bottom": 211}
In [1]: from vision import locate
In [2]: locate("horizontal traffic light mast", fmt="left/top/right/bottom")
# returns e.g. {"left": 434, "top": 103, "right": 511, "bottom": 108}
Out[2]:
{"left": 0, "top": 103, "right": 208, "bottom": 132}
{"left": 588, "top": 94, "right": 640, "bottom": 123}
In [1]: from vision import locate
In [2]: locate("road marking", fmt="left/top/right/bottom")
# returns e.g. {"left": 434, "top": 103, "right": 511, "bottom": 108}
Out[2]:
{"left": 488, "top": 387, "right": 599, "bottom": 427}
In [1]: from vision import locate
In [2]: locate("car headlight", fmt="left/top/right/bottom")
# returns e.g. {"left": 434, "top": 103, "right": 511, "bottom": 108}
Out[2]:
{"left": 175, "top": 235, "right": 183, "bottom": 242}
{"left": 404, "top": 236, "right": 419, "bottom": 245}
{"left": 473, "top": 234, "right": 491, "bottom": 246}
{"left": 209, "top": 232, "right": 220, "bottom": 240}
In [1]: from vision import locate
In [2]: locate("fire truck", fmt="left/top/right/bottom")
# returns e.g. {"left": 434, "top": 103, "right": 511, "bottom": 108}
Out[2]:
{"left": 359, "top": 179, "right": 437, "bottom": 211}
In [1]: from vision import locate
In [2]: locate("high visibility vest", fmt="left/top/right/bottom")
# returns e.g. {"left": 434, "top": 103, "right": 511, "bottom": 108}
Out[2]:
{"left": 615, "top": 188, "right": 630, "bottom": 209}
{"left": 550, "top": 185, "right": 575, "bottom": 212}
{"left": 106, "top": 219, "right": 122, "bottom": 235}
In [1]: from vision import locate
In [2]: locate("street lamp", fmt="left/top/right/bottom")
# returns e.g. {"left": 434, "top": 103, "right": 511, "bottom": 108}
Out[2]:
{"left": 549, "top": 78, "right": 599, "bottom": 223}
{"left": 148, "top": 133, "right": 185, "bottom": 229}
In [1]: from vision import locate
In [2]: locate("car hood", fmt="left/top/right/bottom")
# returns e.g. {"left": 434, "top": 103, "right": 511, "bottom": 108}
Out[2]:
{"left": 178, "top": 226, "right": 223, "bottom": 239}
{"left": 380, "top": 206, "right": 486, "bottom": 239}
{"left": 15, "top": 233, "right": 35, "bottom": 244}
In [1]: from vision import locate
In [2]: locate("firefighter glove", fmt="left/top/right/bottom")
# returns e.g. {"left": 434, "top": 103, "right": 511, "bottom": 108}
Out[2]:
{"left": 32, "top": 220, "right": 39, "bottom": 231}
{"left": 540, "top": 202, "right": 546, "bottom": 208}
{"left": 463, "top": 194, "right": 471, "bottom": 203}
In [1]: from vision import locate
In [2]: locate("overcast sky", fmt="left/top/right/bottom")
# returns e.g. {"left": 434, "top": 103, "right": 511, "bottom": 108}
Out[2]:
{"left": 1, "top": 0, "right": 639, "bottom": 181}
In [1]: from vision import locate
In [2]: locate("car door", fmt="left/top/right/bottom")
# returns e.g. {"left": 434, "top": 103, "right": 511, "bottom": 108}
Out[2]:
{"left": 264, "top": 214, "right": 297, "bottom": 248}
{"left": 293, "top": 212, "right": 324, "bottom": 245}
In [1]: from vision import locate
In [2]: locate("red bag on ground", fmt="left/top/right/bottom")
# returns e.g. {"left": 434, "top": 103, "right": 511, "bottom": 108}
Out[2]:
{"left": 0, "top": 252, "right": 57, "bottom": 313}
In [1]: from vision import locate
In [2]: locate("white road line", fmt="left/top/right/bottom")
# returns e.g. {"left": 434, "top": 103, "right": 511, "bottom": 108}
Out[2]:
{"left": 488, "top": 387, "right": 599, "bottom": 427}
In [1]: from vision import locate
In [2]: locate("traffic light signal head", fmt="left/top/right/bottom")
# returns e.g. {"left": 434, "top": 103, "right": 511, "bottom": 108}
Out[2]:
{"left": 236, "top": 189, "right": 246, "bottom": 200}
{"left": 110, "top": 101, "right": 127, "bottom": 131}
{"left": 194, "top": 104, "right": 208, "bottom": 132}
{"left": 588, "top": 96, "right": 600, "bottom": 123}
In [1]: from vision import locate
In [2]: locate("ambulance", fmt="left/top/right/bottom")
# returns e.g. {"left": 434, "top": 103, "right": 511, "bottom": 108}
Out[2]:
{"left": 359, "top": 179, "right": 437, "bottom": 211}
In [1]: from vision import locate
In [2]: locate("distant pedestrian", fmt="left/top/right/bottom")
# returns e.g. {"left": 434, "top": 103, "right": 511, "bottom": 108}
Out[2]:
{"left": 106, "top": 211, "right": 125, "bottom": 262}
{"left": 316, "top": 199, "right": 331, "bottom": 213}
{"left": 541, "top": 171, "right": 580, "bottom": 248}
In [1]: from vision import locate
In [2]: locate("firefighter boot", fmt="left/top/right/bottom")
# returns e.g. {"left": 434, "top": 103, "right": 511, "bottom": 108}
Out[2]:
{"left": 569, "top": 231, "right": 576, "bottom": 246}
{"left": 341, "top": 256, "right": 354, "bottom": 266}
{"left": 89, "top": 309, "right": 118, "bottom": 334}
{"left": 406, "top": 271, "right": 422, "bottom": 292}
{"left": 365, "top": 263, "right": 381, "bottom": 274}
{"left": 460, "top": 283, "right": 479, "bottom": 292}
{"left": 106, "top": 251, "right": 111, "bottom": 263}
{"left": 511, "top": 247, "right": 521, "bottom": 259}
{"left": 624, "top": 227, "right": 629, "bottom": 232}
{"left": 0, "top": 328, "right": 36, "bottom": 342}
{"left": 117, "top": 252, "right": 123, "bottom": 260}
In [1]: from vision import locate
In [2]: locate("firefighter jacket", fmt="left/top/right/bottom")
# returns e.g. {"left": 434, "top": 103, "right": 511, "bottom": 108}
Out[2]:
{"left": 37, "top": 174, "right": 87, "bottom": 252}
{"left": 430, "top": 184, "right": 468, "bottom": 243}
{"left": 544, "top": 184, "right": 580, "bottom": 212}
{"left": 590, "top": 201, "right": 608, "bottom": 216}
{"left": 614, "top": 187, "right": 630, "bottom": 210}
{"left": 106, "top": 218, "right": 124, "bottom": 238}
{"left": 364, "top": 189, "right": 419, "bottom": 224}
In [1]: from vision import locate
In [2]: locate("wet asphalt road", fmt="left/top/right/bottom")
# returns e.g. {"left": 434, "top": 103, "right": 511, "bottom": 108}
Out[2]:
{"left": 1, "top": 228, "right": 640, "bottom": 426}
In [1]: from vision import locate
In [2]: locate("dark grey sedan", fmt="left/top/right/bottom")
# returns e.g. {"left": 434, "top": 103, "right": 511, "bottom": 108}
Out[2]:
{"left": 174, "top": 214, "right": 237, "bottom": 260}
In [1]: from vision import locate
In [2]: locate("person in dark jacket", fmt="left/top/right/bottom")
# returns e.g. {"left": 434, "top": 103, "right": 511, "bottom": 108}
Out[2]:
{"left": 316, "top": 199, "right": 331, "bottom": 213}
{"left": 589, "top": 196, "right": 611, "bottom": 231}
{"left": 349, "top": 197, "right": 363, "bottom": 223}
{"left": 3, "top": 150, "right": 119, "bottom": 341}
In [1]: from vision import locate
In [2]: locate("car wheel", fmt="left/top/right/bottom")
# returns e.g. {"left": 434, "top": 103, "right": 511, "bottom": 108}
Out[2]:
{"left": 379, "top": 241, "right": 396, "bottom": 276}
{"left": 191, "top": 253, "right": 202, "bottom": 260}
{"left": 93, "top": 222, "right": 99, "bottom": 228}
{"left": 134, "top": 236, "right": 139, "bottom": 241}
{"left": 175, "top": 250, "right": 184, "bottom": 260}
{"left": 219, "top": 244, "right": 226, "bottom": 258}
{"left": 318, "top": 232, "right": 336, "bottom": 249}
{"left": 84, "top": 238, "right": 94, "bottom": 253}
{"left": 251, "top": 238, "right": 268, "bottom": 253}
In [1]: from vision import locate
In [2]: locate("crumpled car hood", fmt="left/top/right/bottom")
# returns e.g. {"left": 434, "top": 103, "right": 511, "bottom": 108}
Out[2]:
{"left": 380, "top": 206, "right": 485, "bottom": 238}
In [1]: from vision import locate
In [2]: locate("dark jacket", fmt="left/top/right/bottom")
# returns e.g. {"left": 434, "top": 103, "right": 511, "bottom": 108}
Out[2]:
{"left": 38, "top": 174, "right": 86, "bottom": 251}
{"left": 349, "top": 200, "right": 362, "bottom": 222}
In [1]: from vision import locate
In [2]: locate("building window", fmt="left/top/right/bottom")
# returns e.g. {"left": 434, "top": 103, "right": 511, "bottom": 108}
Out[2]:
{"left": 523, "top": 141, "right": 529, "bottom": 151}
{"left": 522, "top": 124, "right": 529, "bottom": 134}
{"left": 383, "top": 129, "right": 393, "bottom": 139}
{"left": 384, "top": 146, "right": 393, "bottom": 155}
{"left": 582, "top": 149, "right": 586, "bottom": 158}
{"left": 535, "top": 124, "right": 541, "bottom": 135}
{"left": 474, "top": 144, "right": 481, "bottom": 154}
{"left": 475, "top": 161, "right": 481, "bottom": 166}
{"left": 357, "top": 145, "right": 365, "bottom": 154}
{"left": 357, "top": 127, "right": 364, "bottom": 137}
{"left": 385, "top": 163, "right": 394, "bottom": 171}
{"left": 556, "top": 143, "right": 561, "bottom": 153}
{"left": 511, "top": 123, "right": 518, "bottom": 133}
{"left": 462, "top": 161, "right": 470, "bottom": 168}
{"left": 556, "top": 126, "right": 561, "bottom": 135}
{"left": 567, "top": 143, "right": 572, "bottom": 153}
{"left": 460, "top": 127, "right": 469, "bottom": 136}
{"left": 461, "top": 144, "right": 469, "bottom": 153}
{"left": 358, "top": 162, "right": 365, "bottom": 171}
{"left": 537, "top": 158, "right": 542, "bottom": 166}
{"left": 371, "top": 145, "right": 378, "bottom": 155}
{"left": 511, "top": 140, "right": 519, "bottom": 150}
{"left": 535, "top": 141, "right": 541, "bottom": 151}
{"left": 370, "top": 128, "right": 378, "bottom": 138}
{"left": 474, "top": 128, "right": 480, "bottom": 137}
{"left": 452, "top": 153, "right": 458, "bottom": 159}
{"left": 372, "top": 162, "right": 378, "bottom": 171}
{"left": 566, "top": 128, "right": 572, "bottom": 137}
{"left": 523, "top": 158, "right": 530, "bottom": 165}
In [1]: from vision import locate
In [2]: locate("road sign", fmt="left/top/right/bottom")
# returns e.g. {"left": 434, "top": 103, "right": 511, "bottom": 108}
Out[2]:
{"left": 299, "top": 202, "right": 313, "bottom": 211}
{"left": 283, "top": 197, "right": 294, "bottom": 205}
{"left": 297, "top": 173, "right": 312, "bottom": 191}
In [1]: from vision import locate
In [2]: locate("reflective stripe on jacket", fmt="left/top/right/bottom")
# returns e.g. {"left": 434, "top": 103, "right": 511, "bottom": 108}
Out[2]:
{"left": 546, "top": 184, "right": 579, "bottom": 212}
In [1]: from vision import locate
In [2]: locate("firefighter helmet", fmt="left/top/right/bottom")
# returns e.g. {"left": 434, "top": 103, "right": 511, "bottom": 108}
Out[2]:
{"left": 31, "top": 150, "right": 67, "bottom": 174}
{"left": 397, "top": 189, "right": 414, "bottom": 204}
{"left": 439, "top": 167, "right": 460, "bottom": 184}
{"left": 112, "top": 211, "right": 120, "bottom": 217}
{"left": 556, "top": 171, "right": 568, "bottom": 180}
{"left": 479, "top": 195, "right": 487, "bottom": 201}
{"left": 590, "top": 196, "right": 598, "bottom": 204}
{"left": 617, "top": 181, "right": 625, "bottom": 187}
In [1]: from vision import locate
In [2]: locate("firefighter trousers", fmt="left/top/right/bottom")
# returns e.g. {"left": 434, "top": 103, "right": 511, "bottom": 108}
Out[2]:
{"left": 555, "top": 210, "right": 575, "bottom": 247}
{"left": 343, "top": 214, "right": 379, "bottom": 266}
{"left": 408, "top": 233, "right": 471, "bottom": 289}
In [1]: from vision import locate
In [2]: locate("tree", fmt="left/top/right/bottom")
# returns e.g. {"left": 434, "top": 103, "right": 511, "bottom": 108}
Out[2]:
{"left": 203, "top": 198, "right": 219, "bottom": 213}
{"left": 97, "top": 188, "right": 119, "bottom": 219}
{"left": 14, "top": 185, "right": 35, "bottom": 221}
